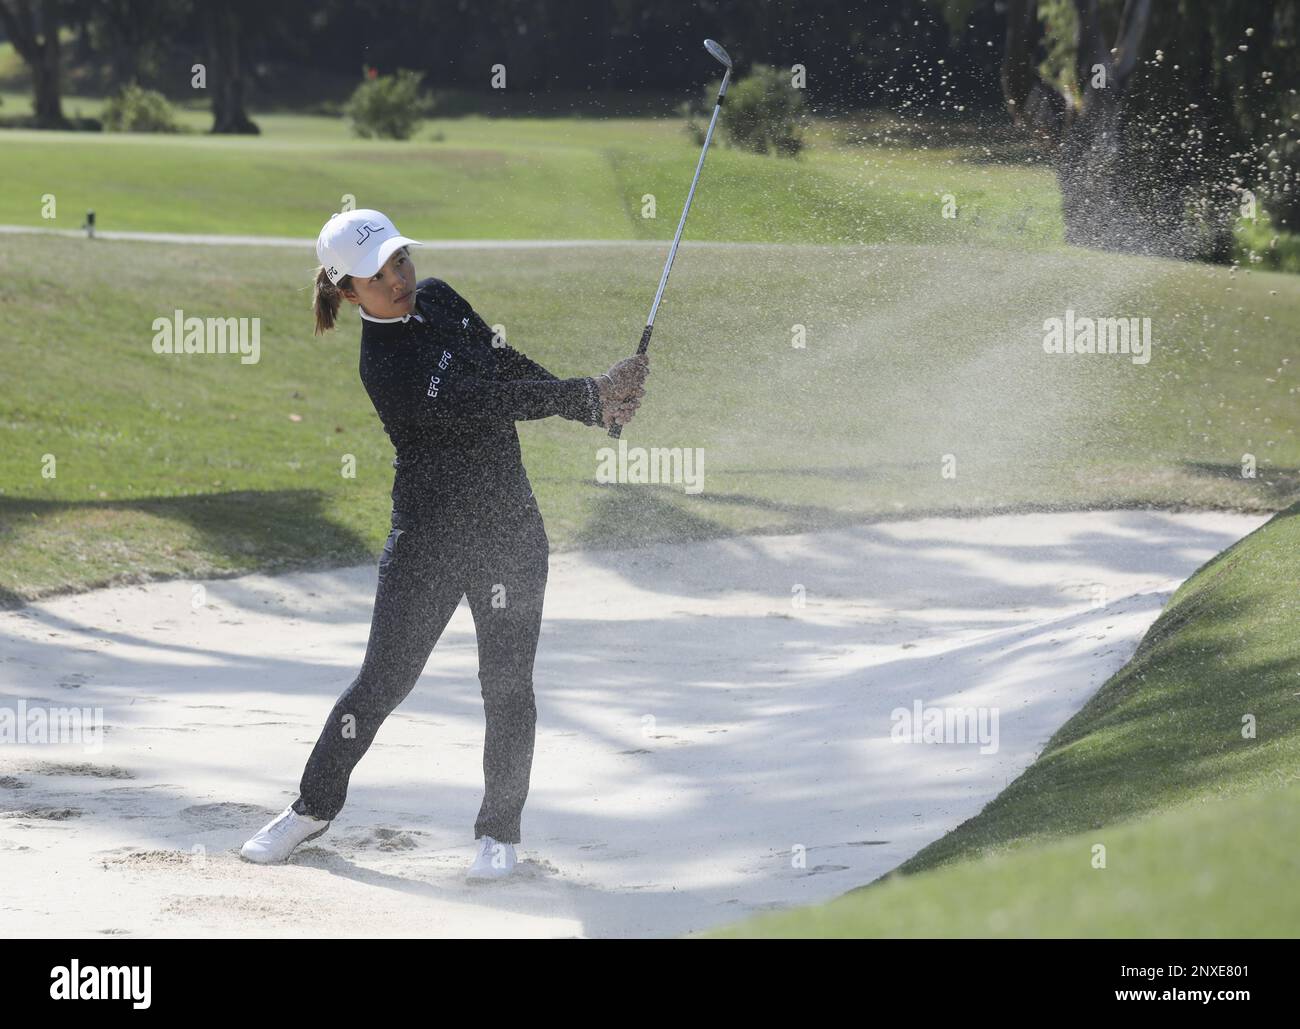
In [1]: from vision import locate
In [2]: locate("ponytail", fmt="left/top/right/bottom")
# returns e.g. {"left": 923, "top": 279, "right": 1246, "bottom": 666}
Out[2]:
{"left": 312, "top": 265, "right": 352, "bottom": 335}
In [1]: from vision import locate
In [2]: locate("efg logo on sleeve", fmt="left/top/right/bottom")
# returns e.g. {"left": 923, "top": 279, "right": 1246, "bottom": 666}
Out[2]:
{"left": 427, "top": 353, "right": 453, "bottom": 399}
{"left": 50, "top": 960, "right": 152, "bottom": 1009}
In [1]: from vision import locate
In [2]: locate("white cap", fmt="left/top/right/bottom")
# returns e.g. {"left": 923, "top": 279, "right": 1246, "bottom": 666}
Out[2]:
{"left": 316, "top": 208, "right": 422, "bottom": 285}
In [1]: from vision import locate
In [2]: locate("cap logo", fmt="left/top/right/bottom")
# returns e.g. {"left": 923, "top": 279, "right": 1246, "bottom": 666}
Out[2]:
{"left": 354, "top": 222, "right": 385, "bottom": 246}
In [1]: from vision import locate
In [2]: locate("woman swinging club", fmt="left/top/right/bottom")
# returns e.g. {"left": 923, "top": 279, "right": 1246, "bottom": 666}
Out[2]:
{"left": 241, "top": 208, "right": 648, "bottom": 880}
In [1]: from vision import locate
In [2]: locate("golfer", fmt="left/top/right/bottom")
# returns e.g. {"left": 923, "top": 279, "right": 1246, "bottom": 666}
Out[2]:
{"left": 241, "top": 208, "right": 647, "bottom": 879}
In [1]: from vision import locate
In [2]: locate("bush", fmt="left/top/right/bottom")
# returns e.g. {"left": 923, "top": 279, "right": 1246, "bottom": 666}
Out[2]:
{"left": 677, "top": 99, "right": 707, "bottom": 147}
{"left": 101, "top": 83, "right": 181, "bottom": 133}
{"left": 1234, "top": 209, "right": 1300, "bottom": 274}
{"left": 715, "top": 64, "right": 806, "bottom": 157}
{"left": 344, "top": 68, "right": 429, "bottom": 140}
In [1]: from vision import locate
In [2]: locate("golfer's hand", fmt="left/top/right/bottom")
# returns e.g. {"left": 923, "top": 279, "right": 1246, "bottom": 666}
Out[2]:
{"left": 600, "top": 392, "right": 641, "bottom": 430}
{"left": 602, "top": 354, "right": 649, "bottom": 399}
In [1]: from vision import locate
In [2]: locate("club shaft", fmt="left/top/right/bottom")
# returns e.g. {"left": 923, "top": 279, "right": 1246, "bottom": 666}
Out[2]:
{"left": 611, "top": 66, "right": 730, "bottom": 439}
{"left": 646, "top": 70, "right": 730, "bottom": 330}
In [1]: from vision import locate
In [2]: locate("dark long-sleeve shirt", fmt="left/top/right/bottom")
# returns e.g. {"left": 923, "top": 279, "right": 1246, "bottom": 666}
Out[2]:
{"left": 358, "top": 276, "right": 601, "bottom": 530}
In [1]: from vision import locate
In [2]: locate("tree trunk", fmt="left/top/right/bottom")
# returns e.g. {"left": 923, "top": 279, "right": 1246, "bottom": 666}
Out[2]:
{"left": 1000, "top": 0, "right": 1243, "bottom": 262}
{"left": 32, "top": 24, "right": 64, "bottom": 127}
{"left": 0, "top": 0, "right": 69, "bottom": 128}
{"left": 1052, "top": 82, "right": 1202, "bottom": 258}
{"left": 203, "top": 3, "right": 259, "bottom": 135}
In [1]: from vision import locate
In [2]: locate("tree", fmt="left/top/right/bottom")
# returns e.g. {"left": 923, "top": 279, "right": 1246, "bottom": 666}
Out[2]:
{"left": 991, "top": 0, "right": 1298, "bottom": 263}
{"left": 202, "top": 1, "right": 258, "bottom": 134}
{"left": 81, "top": 0, "right": 192, "bottom": 92}
{"left": 0, "top": 0, "right": 70, "bottom": 127}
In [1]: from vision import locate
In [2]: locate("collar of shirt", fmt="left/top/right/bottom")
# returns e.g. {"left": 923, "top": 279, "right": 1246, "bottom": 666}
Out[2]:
{"left": 359, "top": 306, "right": 424, "bottom": 324}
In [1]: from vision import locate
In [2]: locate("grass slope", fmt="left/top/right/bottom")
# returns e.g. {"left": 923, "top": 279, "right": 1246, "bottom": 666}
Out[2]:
{"left": 702, "top": 501, "right": 1300, "bottom": 937}
{"left": 0, "top": 234, "right": 1296, "bottom": 605}
{"left": 0, "top": 109, "right": 1062, "bottom": 247}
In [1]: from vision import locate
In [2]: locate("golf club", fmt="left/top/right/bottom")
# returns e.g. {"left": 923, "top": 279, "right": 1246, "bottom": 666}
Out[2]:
{"left": 608, "top": 37, "right": 733, "bottom": 439}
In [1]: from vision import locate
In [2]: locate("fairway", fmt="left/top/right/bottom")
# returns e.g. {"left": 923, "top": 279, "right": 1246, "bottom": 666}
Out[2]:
{"left": 1, "top": 229, "right": 1296, "bottom": 605}
{"left": 0, "top": 109, "right": 1064, "bottom": 245}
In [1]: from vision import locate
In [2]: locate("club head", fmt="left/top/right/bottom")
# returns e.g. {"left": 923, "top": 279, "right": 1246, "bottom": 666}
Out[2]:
{"left": 703, "top": 38, "right": 732, "bottom": 69}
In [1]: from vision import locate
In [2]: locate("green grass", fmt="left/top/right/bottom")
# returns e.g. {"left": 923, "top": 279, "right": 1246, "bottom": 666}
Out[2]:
{"left": 0, "top": 233, "right": 1296, "bottom": 606}
{"left": 0, "top": 104, "right": 1064, "bottom": 247}
{"left": 0, "top": 114, "right": 1296, "bottom": 603}
{"left": 701, "top": 501, "right": 1300, "bottom": 936}
{"left": 3, "top": 93, "right": 1292, "bottom": 267}
{"left": 701, "top": 780, "right": 1300, "bottom": 937}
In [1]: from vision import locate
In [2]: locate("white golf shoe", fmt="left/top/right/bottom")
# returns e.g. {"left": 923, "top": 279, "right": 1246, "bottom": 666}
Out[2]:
{"left": 466, "top": 835, "right": 517, "bottom": 881}
{"left": 240, "top": 805, "right": 330, "bottom": 864}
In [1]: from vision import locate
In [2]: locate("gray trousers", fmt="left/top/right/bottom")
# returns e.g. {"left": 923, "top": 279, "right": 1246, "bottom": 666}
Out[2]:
{"left": 294, "top": 502, "right": 549, "bottom": 844}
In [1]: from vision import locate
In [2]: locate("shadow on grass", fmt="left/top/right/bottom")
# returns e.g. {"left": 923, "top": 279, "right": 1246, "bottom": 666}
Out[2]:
{"left": 567, "top": 475, "right": 1277, "bottom": 559}
{"left": 443, "top": 91, "right": 687, "bottom": 119}
{"left": 819, "top": 111, "right": 1043, "bottom": 164}
{"left": 1181, "top": 461, "right": 1300, "bottom": 506}
{"left": 569, "top": 483, "right": 735, "bottom": 550}
{"left": 569, "top": 481, "right": 886, "bottom": 550}
{"left": 0, "top": 490, "right": 372, "bottom": 609}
